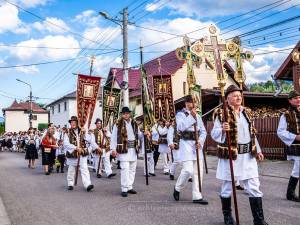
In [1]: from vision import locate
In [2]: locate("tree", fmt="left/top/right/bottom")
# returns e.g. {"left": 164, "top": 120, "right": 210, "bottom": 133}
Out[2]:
{"left": 248, "top": 80, "right": 292, "bottom": 93}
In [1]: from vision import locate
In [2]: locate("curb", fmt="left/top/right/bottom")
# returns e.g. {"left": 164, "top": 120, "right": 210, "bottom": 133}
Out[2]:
{"left": 0, "top": 197, "right": 11, "bottom": 225}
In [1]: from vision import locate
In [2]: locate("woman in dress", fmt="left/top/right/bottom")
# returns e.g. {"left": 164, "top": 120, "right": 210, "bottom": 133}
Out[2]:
{"left": 25, "top": 130, "right": 38, "bottom": 169}
{"left": 41, "top": 127, "right": 57, "bottom": 175}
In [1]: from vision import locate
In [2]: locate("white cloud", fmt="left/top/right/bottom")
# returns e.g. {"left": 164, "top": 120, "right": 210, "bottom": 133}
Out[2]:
{"left": 0, "top": 3, "right": 21, "bottom": 33}
{"left": 242, "top": 45, "right": 293, "bottom": 83}
{"left": 16, "top": 65, "right": 39, "bottom": 74}
{"left": 32, "top": 17, "right": 70, "bottom": 34}
{"left": 17, "top": 0, "right": 50, "bottom": 8}
{"left": 93, "top": 55, "right": 122, "bottom": 78}
{"left": 8, "top": 35, "right": 80, "bottom": 62}
{"left": 74, "top": 10, "right": 99, "bottom": 27}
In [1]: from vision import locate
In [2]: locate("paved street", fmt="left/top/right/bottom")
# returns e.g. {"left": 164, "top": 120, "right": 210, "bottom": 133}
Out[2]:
{"left": 0, "top": 151, "right": 299, "bottom": 225}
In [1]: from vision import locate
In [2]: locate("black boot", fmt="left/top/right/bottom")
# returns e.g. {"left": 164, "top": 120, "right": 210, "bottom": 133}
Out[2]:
{"left": 286, "top": 176, "right": 300, "bottom": 202}
{"left": 221, "top": 197, "right": 236, "bottom": 225}
{"left": 249, "top": 197, "right": 268, "bottom": 225}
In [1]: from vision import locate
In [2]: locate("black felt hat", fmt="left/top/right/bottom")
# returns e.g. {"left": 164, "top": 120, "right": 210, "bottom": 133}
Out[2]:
{"left": 121, "top": 106, "right": 132, "bottom": 113}
{"left": 225, "top": 85, "right": 243, "bottom": 97}
{"left": 95, "top": 118, "right": 102, "bottom": 124}
{"left": 68, "top": 116, "right": 78, "bottom": 123}
{"left": 288, "top": 90, "right": 300, "bottom": 99}
{"left": 184, "top": 95, "right": 194, "bottom": 103}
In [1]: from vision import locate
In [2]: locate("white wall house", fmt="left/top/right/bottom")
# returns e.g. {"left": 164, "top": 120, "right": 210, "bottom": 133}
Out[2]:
{"left": 3, "top": 100, "right": 49, "bottom": 132}
{"left": 47, "top": 90, "right": 102, "bottom": 129}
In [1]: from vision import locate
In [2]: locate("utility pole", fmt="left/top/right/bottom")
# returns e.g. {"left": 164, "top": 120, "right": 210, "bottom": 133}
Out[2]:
{"left": 16, "top": 79, "right": 33, "bottom": 128}
{"left": 122, "top": 7, "right": 129, "bottom": 107}
{"left": 99, "top": 7, "right": 132, "bottom": 108}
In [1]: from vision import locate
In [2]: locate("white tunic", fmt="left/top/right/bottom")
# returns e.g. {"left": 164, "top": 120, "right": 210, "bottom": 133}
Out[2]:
{"left": 63, "top": 129, "right": 98, "bottom": 166}
{"left": 211, "top": 108, "right": 261, "bottom": 181}
{"left": 167, "top": 126, "right": 180, "bottom": 161}
{"left": 110, "top": 119, "right": 142, "bottom": 162}
{"left": 151, "top": 124, "right": 159, "bottom": 143}
{"left": 157, "top": 126, "right": 169, "bottom": 154}
{"left": 176, "top": 109, "right": 207, "bottom": 162}
{"left": 277, "top": 114, "right": 300, "bottom": 161}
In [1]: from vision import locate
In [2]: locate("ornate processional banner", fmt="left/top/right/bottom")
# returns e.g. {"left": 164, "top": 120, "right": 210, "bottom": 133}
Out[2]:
{"left": 152, "top": 75, "right": 175, "bottom": 121}
{"left": 77, "top": 74, "right": 101, "bottom": 129}
{"left": 102, "top": 85, "right": 121, "bottom": 127}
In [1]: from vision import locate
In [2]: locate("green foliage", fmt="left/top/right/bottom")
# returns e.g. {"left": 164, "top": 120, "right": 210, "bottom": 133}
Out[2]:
{"left": 0, "top": 123, "right": 4, "bottom": 134}
{"left": 38, "top": 123, "right": 48, "bottom": 131}
{"left": 36, "top": 102, "right": 47, "bottom": 110}
{"left": 249, "top": 80, "right": 293, "bottom": 93}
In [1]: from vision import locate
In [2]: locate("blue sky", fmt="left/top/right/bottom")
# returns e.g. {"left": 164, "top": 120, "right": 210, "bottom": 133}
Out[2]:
{"left": 0, "top": 0, "right": 300, "bottom": 115}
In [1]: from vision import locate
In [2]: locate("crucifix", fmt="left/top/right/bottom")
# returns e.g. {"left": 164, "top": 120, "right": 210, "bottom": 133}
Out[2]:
{"left": 176, "top": 35, "right": 202, "bottom": 92}
{"left": 203, "top": 23, "right": 241, "bottom": 225}
{"left": 227, "top": 36, "right": 253, "bottom": 105}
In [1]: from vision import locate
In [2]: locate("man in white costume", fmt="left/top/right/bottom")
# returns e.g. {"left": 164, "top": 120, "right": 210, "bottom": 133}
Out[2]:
{"left": 93, "top": 118, "right": 116, "bottom": 179}
{"left": 110, "top": 107, "right": 143, "bottom": 197}
{"left": 277, "top": 90, "right": 300, "bottom": 202}
{"left": 63, "top": 116, "right": 99, "bottom": 192}
{"left": 211, "top": 85, "right": 268, "bottom": 225}
{"left": 173, "top": 95, "right": 208, "bottom": 205}
{"left": 167, "top": 119, "right": 180, "bottom": 180}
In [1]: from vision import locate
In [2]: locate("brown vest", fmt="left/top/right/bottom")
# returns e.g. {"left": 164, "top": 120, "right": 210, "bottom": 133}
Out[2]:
{"left": 213, "top": 106, "right": 257, "bottom": 160}
{"left": 116, "top": 118, "right": 139, "bottom": 154}
{"left": 66, "top": 128, "right": 88, "bottom": 158}
{"left": 94, "top": 128, "right": 110, "bottom": 151}
{"left": 283, "top": 107, "right": 300, "bottom": 156}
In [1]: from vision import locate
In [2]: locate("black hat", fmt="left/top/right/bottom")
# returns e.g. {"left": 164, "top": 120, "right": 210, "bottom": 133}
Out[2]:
{"left": 69, "top": 116, "right": 78, "bottom": 123}
{"left": 288, "top": 90, "right": 300, "bottom": 99}
{"left": 184, "top": 95, "right": 194, "bottom": 103}
{"left": 225, "top": 85, "right": 243, "bottom": 97}
{"left": 95, "top": 118, "right": 102, "bottom": 124}
{"left": 121, "top": 106, "right": 132, "bottom": 113}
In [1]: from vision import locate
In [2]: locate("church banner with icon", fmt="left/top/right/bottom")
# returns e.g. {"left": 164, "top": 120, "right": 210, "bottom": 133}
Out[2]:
{"left": 77, "top": 74, "right": 101, "bottom": 128}
{"left": 102, "top": 85, "right": 121, "bottom": 127}
{"left": 152, "top": 75, "right": 175, "bottom": 121}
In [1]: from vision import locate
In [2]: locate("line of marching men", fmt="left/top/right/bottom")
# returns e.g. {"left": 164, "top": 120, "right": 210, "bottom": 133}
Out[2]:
{"left": 35, "top": 85, "right": 300, "bottom": 225}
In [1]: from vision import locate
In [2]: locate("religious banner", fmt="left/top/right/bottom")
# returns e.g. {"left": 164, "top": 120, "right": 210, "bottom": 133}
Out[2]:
{"left": 190, "top": 84, "right": 202, "bottom": 115}
{"left": 292, "top": 50, "right": 300, "bottom": 92}
{"left": 77, "top": 74, "right": 101, "bottom": 128}
{"left": 102, "top": 85, "right": 121, "bottom": 127}
{"left": 152, "top": 75, "right": 175, "bottom": 121}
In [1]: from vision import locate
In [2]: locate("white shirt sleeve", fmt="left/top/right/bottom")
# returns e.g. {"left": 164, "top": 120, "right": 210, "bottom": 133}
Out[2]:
{"left": 277, "top": 114, "right": 297, "bottom": 146}
{"left": 167, "top": 126, "right": 174, "bottom": 146}
{"left": 197, "top": 115, "right": 207, "bottom": 147}
{"left": 211, "top": 117, "right": 226, "bottom": 143}
{"left": 110, "top": 125, "right": 118, "bottom": 151}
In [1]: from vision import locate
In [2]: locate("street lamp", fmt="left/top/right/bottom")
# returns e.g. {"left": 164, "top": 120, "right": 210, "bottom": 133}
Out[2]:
{"left": 16, "top": 79, "right": 33, "bottom": 129}
{"left": 99, "top": 8, "right": 131, "bottom": 107}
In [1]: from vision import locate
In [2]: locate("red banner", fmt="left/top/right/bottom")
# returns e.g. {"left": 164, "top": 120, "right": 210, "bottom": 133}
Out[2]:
{"left": 77, "top": 74, "right": 101, "bottom": 128}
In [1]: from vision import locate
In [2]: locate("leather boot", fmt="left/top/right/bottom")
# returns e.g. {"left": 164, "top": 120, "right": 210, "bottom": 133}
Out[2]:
{"left": 249, "top": 197, "right": 268, "bottom": 225}
{"left": 221, "top": 197, "right": 236, "bottom": 225}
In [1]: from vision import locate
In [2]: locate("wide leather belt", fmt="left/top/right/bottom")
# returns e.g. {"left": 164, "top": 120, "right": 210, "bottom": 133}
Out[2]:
{"left": 128, "top": 140, "right": 136, "bottom": 149}
{"left": 238, "top": 143, "right": 251, "bottom": 154}
{"left": 179, "top": 131, "right": 199, "bottom": 141}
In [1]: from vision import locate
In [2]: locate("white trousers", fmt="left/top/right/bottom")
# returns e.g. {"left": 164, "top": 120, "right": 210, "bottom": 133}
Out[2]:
{"left": 220, "top": 177, "right": 263, "bottom": 198}
{"left": 144, "top": 152, "right": 155, "bottom": 175}
{"left": 67, "top": 164, "right": 91, "bottom": 188}
{"left": 291, "top": 159, "right": 300, "bottom": 178}
{"left": 161, "top": 152, "right": 170, "bottom": 173}
{"left": 170, "top": 160, "right": 180, "bottom": 176}
{"left": 120, "top": 161, "right": 137, "bottom": 192}
{"left": 93, "top": 151, "right": 113, "bottom": 176}
{"left": 175, "top": 160, "right": 204, "bottom": 200}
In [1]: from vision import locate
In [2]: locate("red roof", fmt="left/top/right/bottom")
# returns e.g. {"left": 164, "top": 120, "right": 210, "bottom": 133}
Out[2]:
{"left": 274, "top": 41, "right": 300, "bottom": 80}
{"left": 3, "top": 100, "right": 48, "bottom": 113}
{"left": 106, "top": 49, "right": 246, "bottom": 98}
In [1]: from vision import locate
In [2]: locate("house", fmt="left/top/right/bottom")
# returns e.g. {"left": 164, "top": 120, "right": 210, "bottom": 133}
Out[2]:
{"left": 2, "top": 100, "right": 49, "bottom": 132}
{"left": 274, "top": 41, "right": 300, "bottom": 91}
{"left": 105, "top": 50, "right": 244, "bottom": 117}
{"left": 47, "top": 87, "right": 102, "bottom": 128}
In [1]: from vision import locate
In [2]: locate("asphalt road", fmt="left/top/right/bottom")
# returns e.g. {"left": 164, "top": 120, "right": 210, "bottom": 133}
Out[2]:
{"left": 0, "top": 152, "right": 299, "bottom": 225}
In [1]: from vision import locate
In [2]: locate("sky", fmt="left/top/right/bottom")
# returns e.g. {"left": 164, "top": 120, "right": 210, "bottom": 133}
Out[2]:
{"left": 0, "top": 0, "right": 300, "bottom": 116}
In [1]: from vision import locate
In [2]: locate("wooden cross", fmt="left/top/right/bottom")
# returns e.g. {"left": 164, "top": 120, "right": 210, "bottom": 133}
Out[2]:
{"left": 176, "top": 35, "right": 202, "bottom": 92}
{"left": 227, "top": 37, "right": 253, "bottom": 89}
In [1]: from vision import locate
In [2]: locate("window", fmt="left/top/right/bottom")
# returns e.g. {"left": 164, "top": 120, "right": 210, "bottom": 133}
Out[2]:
{"left": 183, "top": 82, "right": 186, "bottom": 95}
{"left": 52, "top": 106, "right": 54, "bottom": 114}
{"left": 64, "top": 101, "right": 67, "bottom": 111}
{"left": 32, "top": 115, "right": 37, "bottom": 120}
{"left": 58, "top": 104, "right": 60, "bottom": 113}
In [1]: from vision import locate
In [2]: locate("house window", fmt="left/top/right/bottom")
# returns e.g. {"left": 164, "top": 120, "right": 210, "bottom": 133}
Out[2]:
{"left": 32, "top": 115, "right": 37, "bottom": 120}
{"left": 64, "top": 101, "right": 67, "bottom": 111}
{"left": 183, "top": 82, "right": 186, "bottom": 95}
{"left": 52, "top": 106, "right": 54, "bottom": 114}
{"left": 58, "top": 104, "right": 60, "bottom": 113}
